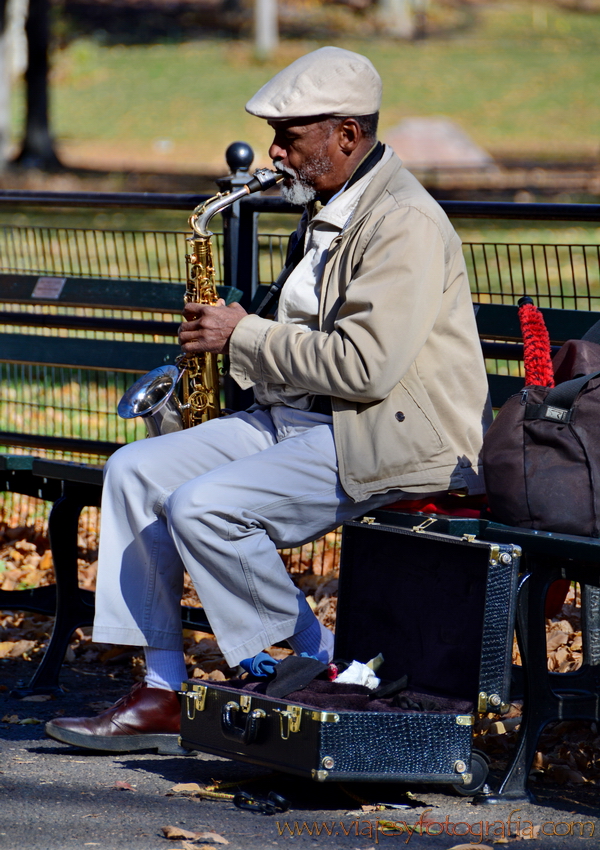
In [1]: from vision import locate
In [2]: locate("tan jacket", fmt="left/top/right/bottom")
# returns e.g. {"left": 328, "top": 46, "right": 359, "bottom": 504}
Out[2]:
{"left": 230, "top": 153, "right": 491, "bottom": 502}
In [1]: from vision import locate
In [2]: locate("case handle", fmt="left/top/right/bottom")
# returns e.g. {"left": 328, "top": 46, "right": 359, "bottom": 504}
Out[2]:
{"left": 221, "top": 701, "right": 265, "bottom": 745}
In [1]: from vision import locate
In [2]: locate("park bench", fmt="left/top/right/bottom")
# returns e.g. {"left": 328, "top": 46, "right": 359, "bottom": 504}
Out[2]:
{"left": 2, "top": 185, "right": 600, "bottom": 801}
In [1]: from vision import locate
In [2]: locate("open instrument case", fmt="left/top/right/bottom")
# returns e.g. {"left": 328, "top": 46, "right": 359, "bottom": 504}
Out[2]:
{"left": 179, "top": 515, "right": 520, "bottom": 793}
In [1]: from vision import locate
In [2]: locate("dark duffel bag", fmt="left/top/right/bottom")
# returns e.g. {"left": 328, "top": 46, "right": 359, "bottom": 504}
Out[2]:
{"left": 483, "top": 311, "right": 600, "bottom": 537}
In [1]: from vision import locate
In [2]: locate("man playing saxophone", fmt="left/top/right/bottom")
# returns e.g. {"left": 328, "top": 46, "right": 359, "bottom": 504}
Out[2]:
{"left": 46, "top": 47, "right": 490, "bottom": 753}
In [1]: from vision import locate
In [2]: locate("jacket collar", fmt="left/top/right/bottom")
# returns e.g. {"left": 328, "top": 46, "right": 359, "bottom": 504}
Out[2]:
{"left": 337, "top": 147, "right": 404, "bottom": 237}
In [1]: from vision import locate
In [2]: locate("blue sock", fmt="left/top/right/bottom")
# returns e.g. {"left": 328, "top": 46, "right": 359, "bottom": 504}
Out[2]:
{"left": 287, "top": 617, "right": 334, "bottom": 664}
{"left": 144, "top": 647, "right": 188, "bottom": 691}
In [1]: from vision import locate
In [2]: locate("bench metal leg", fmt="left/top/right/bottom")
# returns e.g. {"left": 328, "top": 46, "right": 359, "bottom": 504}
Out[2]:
{"left": 11, "top": 493, "right": 95, "bottom": 697}
{"left": 480, "top": 559, "right": 600, "bottom": 804}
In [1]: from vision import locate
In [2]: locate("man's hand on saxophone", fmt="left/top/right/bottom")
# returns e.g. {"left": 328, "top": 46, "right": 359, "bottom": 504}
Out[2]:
{"left": 179, "top": 299, "right": 248, "bottom": 355}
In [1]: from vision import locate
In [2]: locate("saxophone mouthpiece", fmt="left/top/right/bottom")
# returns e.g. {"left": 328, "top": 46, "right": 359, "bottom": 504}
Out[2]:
{"left": 245, "top": 168, "right": 283, "bottom": 194}
{"left": 191, "top": 169, "right": 283, "bottom": 238}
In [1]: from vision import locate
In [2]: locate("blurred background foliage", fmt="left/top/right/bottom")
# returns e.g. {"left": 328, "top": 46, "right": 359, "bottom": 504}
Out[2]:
{"left": 7, "top": 0, "right": 600, "bottom": 171}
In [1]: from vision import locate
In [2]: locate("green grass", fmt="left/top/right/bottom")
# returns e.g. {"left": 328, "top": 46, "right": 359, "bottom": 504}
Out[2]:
{"left": 10, "top": 2, "right": 600, "bottom": 164}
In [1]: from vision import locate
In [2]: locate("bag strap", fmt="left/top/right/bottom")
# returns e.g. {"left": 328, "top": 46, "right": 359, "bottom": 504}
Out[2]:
{"left": 581, "top": 318, "right": 600, "bottom": 345}
{"left": 525, "top": 369, "right": 600, "bottom": 423}
{"left": 544, "top": 368, "right": 600, "bottom": 409}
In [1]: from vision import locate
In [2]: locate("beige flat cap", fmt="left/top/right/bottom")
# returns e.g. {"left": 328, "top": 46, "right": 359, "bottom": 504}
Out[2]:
{"left": 245, "top": 46, "right": 381, "bottom": 120}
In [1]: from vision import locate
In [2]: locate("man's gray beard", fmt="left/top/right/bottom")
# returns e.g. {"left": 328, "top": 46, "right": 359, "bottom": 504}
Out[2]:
{"left": 275, "top": 148, "right": 334, "bottom": 206}
{"left": 280, "top": 179, "right": 318, "bottom": 206}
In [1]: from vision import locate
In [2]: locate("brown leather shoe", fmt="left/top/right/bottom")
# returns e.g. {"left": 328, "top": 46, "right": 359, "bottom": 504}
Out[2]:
{"left": 45, "top": 682, "right": 186, "bottom": 754}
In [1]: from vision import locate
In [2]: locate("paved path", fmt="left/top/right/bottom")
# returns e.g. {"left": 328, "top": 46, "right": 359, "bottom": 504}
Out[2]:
{"left": 1, "top": 659, "right": 598, "bottom": 850}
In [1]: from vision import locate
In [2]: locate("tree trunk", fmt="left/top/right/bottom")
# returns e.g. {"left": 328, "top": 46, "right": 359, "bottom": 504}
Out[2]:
{"left": 378, "top": 0, "right": 414, "bottom": 39}
{"left": 254, "top": 0, "right": 278, "bottom": 61}
{"left": 14, "top": 0, "right": 61, "bottom": 169}
{"left": 0, "top": 0, "right": 9, "bottom": 169}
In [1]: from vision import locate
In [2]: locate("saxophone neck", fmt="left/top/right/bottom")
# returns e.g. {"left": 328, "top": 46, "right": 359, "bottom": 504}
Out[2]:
{"left": 190, "top": 168, "right": 282, "bottom": 238}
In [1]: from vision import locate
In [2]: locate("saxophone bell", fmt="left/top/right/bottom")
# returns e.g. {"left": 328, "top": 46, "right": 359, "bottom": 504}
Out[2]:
{"left": 118, "top": 364, "right": 184, "bottom": 437}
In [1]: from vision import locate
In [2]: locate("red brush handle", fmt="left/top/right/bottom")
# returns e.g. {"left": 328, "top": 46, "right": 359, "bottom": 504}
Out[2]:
{"left": 518, "top": 296, "right": 555, "bottom": 388}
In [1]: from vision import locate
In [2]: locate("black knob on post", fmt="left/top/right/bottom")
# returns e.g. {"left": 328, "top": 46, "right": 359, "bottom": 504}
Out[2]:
{"left": 226, "top": 142, "right": 254, "bottom": 175}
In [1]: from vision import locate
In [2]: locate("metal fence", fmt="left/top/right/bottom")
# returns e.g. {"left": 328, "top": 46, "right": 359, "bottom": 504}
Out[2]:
{"left": 465, "top": 242, "right": 600, "bottom": 310}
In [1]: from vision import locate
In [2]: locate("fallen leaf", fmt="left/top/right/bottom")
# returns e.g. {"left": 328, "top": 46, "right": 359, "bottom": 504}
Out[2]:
{"left": 17, "top": 717, "right": 42, "bottom": 725}
{"left": 547, "top": 763, "right": 588, "bottom": 784}
{"left": 162, "top": 826, "right": 200, "bottom": 840}
{"left": 8, "top": 639, "right": 36, "bottom": 658}
{"left": 196, "top": 834, "right": 228, "bottom": 845}
{"left": 39, "top": 550, "right": 53, "bottom": 570}
{"left": 0, "top": 642, "right": 16, "bottom": 659}
{"left": 516, "top": 824, "right": 541, "bottom": 840}
{"left": 167, "top": 783, "right": 203, "bottom": 796}
{"left": 206, "top": 670, "right": 226, "bottom": 682}
{"left": 114, "top": 781, "right": 136, "bottom": 791}
{"left": 447, "top": 846, "right": 494, "bottom": 850}
{"left": 2, "top": 715, "right": 20, "bottom": 724}
{"left": 22, "top": 694, "right": 51, "bottom": 702}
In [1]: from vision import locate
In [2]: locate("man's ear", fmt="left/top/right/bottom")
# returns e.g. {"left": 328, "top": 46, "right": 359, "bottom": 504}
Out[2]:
{"left": 337, "top": 118, "right": 362, "bottom": 153}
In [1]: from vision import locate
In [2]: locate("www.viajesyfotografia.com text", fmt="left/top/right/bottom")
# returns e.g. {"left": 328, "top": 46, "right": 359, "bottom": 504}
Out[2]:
{"left": 275, "top": 809, "right": 595, "bottom": 843}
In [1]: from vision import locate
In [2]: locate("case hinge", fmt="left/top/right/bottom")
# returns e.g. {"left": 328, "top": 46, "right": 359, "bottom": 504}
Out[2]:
{"left": 311, "top": 711, "right": 340, "bottom": 723}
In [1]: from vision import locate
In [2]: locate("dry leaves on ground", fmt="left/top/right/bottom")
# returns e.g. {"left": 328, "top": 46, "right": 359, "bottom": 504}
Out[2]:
{"left": 114, "top": 780, "right": 136, "bottom": 791}
{"left": 161, "top": 825, "right": 228, "bottom": 844}
{"left": 166, "top": 783, "right": 204, "bottom": 797}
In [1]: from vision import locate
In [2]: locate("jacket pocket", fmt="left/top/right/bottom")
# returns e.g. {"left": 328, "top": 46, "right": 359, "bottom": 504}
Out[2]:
{"left": 395, "top": 372, "right": 448, "bottom": 455}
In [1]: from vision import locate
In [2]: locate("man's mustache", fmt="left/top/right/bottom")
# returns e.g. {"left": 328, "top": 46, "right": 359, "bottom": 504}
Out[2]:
{"left": 273, "top": 160, "right": 297, "bottom": 180}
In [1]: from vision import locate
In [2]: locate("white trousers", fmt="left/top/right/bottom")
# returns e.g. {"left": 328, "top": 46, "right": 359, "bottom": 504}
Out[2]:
{"left": 92, "top": 406, "right": 401, "bottom": 666}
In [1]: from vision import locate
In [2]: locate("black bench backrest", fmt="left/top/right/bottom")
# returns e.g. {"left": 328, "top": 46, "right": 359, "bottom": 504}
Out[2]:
{"left": 0, "top": 273, "right": 240, "bottom": 457}
{"left": 0, "top": 273, "right": 241, "bottom": 370}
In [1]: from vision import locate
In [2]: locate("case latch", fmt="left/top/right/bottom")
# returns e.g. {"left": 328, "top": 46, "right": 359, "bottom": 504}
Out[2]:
{"left": 273, "top": 705, "right": 302, "bottom": 739}
{"left": 185, "top": 685, "right": 207, "bottom": 719}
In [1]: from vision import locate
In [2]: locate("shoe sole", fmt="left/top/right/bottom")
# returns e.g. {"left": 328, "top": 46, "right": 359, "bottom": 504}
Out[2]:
{"left": 45, "top": 721, "right": 192, "bottom": 755}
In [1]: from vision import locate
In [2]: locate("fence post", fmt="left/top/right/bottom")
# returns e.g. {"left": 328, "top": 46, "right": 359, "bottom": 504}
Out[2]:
{"left": 219, "top": 142, "right": 260, "bottom": 410}
{"left": 217, "top": 141, "right": 255, "bottom": 304}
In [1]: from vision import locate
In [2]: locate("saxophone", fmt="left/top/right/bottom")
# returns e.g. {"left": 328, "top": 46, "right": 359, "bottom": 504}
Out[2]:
{"left": 118, "top": 167, "right": 282, "bottom": 436}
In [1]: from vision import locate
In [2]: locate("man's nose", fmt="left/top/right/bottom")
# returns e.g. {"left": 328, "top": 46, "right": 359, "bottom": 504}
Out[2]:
{"left": 269, "top": 141, "right": 286, "bottom": 162}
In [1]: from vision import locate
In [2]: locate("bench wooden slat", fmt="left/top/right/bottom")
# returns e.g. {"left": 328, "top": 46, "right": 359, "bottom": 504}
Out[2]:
{"left": 475, "top": 303, "right": 600, "bottom": 345}
{"left": 487, "top": 374, "right": 524, "bottom": 407}
{"left": 0, "top": 311, "right": 180, "bottom": 337}
{"left": 31, "top": 458, "right": 104, "bottom": 487}
{"left": 0, "top": 274, "right": 242, "bottom": 312}
{"left": 481, "top": 521, "right": 600, "bottom": 565}
{"left": 0, "top": 332, "right": 180, "bottom": 372}
{"left": 0, "top": 432, "right": 123, "bottom": 456}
